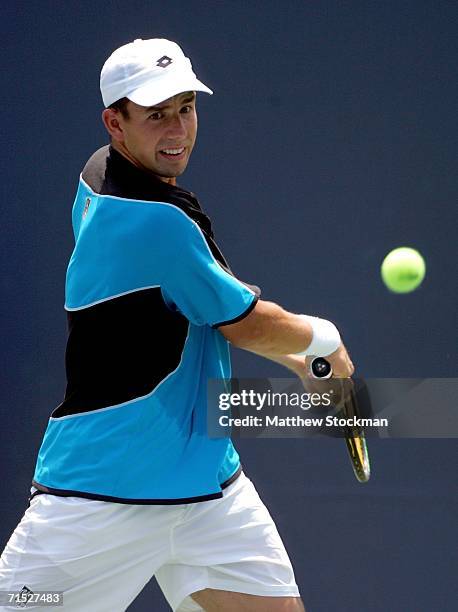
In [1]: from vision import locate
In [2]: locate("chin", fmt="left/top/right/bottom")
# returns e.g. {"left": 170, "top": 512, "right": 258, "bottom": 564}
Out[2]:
{"left": 166, "top": 164, "right": 188, "bottom": 178}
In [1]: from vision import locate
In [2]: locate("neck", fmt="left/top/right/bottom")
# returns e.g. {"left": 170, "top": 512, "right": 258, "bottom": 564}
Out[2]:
{"left": 111, "top": 141, "right": 176, "bottom": 185}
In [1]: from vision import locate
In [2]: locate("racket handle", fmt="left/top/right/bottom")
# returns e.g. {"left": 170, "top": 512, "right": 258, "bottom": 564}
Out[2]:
{"left": 310, "top": 357, "right": 333, "bottom": 379}
{"left": 311, "top": 359, "right": 371, "bottom": 483}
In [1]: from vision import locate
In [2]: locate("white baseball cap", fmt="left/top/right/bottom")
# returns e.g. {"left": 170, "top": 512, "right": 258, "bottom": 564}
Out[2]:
{"left": 100, "top": 38, "right": 213, "bottom": 108}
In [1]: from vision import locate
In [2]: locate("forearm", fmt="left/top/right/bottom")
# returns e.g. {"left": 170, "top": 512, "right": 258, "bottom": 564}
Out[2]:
{"left": 220, "top": 298, "right": 353, "bottom": 378}
{"left": 220, "top": 300, "right": 314, "bottom": 355}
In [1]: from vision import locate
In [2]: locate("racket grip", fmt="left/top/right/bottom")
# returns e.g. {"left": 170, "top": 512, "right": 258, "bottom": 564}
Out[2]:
{"left": 310, "top": 357, "right": 333, "bottom": 379}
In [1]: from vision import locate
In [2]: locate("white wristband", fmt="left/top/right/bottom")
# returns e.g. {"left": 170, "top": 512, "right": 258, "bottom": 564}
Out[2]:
{"left": 295, "top": 315, "right": 341, "bottom": 357}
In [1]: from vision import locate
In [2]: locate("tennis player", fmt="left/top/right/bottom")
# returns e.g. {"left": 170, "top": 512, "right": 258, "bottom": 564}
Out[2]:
{"left": 0, "top": 39, "right": 354, "bottom": 612}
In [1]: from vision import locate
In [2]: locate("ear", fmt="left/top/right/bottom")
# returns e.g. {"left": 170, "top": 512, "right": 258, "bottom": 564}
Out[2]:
{"left": 102, "top": 109, "right": 125, "bottom": 143}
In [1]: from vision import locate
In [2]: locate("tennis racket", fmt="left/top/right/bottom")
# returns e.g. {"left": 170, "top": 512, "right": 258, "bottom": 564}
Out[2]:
{"left": 311, "top": 357, "right": 371, "bottom": 483}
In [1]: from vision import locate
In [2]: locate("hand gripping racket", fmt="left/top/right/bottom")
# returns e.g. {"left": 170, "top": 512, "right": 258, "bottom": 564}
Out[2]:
{"left": 311, "top": 357, "right": 371, "bottom": 483}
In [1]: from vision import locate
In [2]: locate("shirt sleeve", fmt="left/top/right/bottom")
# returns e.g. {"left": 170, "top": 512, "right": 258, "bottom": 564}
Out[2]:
{"left": 160, "top": 210, "right": 259, "bottom": 327}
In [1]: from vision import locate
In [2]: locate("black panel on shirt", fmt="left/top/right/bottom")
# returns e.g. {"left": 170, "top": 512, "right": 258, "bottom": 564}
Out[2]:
{"left": 55, "top": 146, "right": 260, "bottom": 418}
{"left": 53, "top": 288, "right": 188, "bottom": 417}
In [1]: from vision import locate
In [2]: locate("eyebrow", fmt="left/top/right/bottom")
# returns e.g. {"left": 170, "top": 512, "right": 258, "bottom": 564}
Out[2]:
{"left": 143, "top": 92, "right": 196, "bottom": 112}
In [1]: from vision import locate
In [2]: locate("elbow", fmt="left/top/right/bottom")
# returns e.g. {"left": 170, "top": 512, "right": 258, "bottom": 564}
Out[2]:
{"left": 218, "top": 315, "right": 274, "bottom": 353}
{"left": 217, "top": 300, "right": 285, "bottom": 353}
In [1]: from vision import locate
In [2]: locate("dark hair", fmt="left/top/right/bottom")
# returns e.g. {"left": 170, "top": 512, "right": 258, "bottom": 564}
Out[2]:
{"left": 108, "top": 97, "right": 130, "bottom": 118}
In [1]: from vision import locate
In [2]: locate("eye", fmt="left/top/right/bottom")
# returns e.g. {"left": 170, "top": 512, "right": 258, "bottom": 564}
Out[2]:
{"left": 180, "top": 105, "right": 193, "bottom": 114}
{"left": 149, "top": 111, "right": 163, "bottom": 121}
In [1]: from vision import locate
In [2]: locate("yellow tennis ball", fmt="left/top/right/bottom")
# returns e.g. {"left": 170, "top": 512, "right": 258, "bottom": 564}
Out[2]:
{"left": 381, "top": 247, "right": 426, "bottom": 293}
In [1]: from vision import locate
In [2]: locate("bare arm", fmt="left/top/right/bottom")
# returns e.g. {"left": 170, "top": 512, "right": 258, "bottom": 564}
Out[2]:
{"left": 218, "top": 299, "right": 354, "bottom": 378}
{"left": 220, "top": 300, "right": 314, "bottom": 355}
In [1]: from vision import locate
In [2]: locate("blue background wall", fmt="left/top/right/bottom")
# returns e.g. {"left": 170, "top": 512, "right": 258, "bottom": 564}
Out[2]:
{"left": 1, "top": 2, "right": 457, "bottom": 610}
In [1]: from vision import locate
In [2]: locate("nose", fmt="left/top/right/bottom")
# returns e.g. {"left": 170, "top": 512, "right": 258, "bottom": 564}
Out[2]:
{"left": 166, "top": 113, "right": 187, "bottom": 138}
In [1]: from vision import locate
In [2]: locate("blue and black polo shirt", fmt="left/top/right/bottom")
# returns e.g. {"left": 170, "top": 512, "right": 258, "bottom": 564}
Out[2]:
{"left": 32, "top": 145, "right": 260, "bottom": 504}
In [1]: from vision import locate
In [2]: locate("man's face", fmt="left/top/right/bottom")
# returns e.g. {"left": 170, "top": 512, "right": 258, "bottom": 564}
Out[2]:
{"left": 111, "top": 91, "right": 197, "bottom": 182}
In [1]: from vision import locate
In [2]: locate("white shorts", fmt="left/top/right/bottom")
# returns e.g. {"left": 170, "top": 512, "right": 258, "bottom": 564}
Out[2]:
{"left": 0, "top": 473, "right": 299, "bottom": 611}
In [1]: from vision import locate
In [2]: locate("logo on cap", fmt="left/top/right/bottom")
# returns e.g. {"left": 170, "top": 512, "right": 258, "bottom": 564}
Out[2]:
{"left": 156, "top": 55, "right": 173, "bottom": 68}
